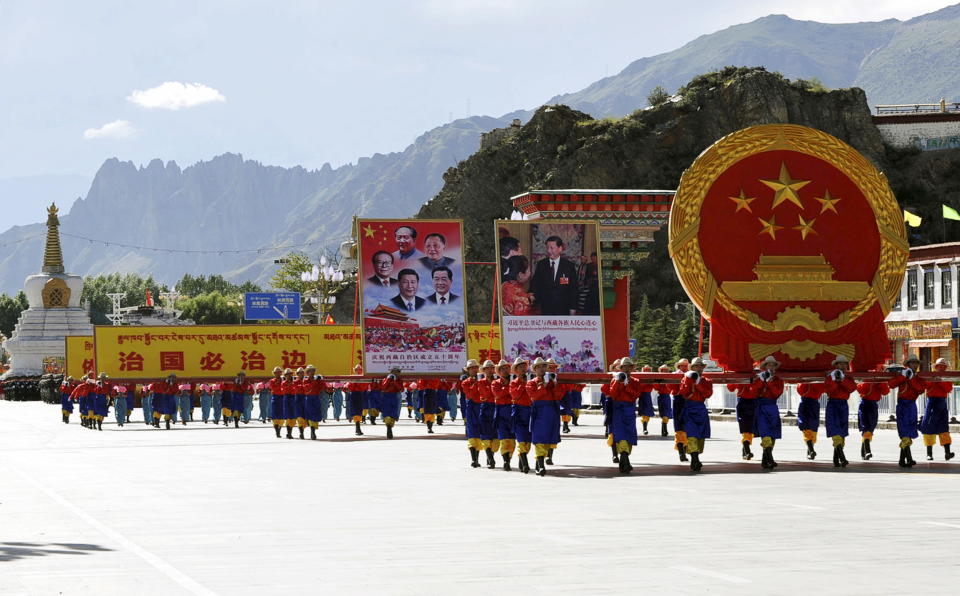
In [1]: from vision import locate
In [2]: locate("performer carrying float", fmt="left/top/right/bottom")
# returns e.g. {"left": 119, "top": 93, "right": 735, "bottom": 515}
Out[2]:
{"left": 823, "top": 355, "right": 856, "bottom": 468}
{"left": 889, "top": 355, "right": 922, "bottom": 467}
{"left": 302, "top": 365, "right": 327, "bottom": 440}
{"left": 345, "top": 364, "right": 367, "bottom": 437}
{"left": 491, "top": 360, "right": 516, "bottom": 471}
{"left": 751, "top": 356, "right": 784, "bottom": 470}
{"left": 654, "top": 364, "right": 673, "bottom": 437}
{"left": 527, "top": 357, "right": 562, "bottom": 476}
{"left": 477, "top": 360, "right": 499, "bottom": 468}
{"left": 795, "top": 379, "right": 824, "bottom": 460}
{"left": 380, "top": 367, "right": 404, "bottom": 439}
{"left": 607, "top": 357, "right": 641, "bottom": 474}
{"left": 680, "top": 357, "right": 712, "bottom": 472}
{"left": 920, "top": 358, "right": 955, "bottom": 461}
{"left": 636, "top": 365, "right": 655, "bottom": 436}
{"left": 856, "top": 374, "right": 889, "bottom": 461}
{"left": 509, "top": 357, "right": 532, "bottom": 474}
{"left": 727, "top": 364, "right": 758, "bottom": 460}
{"left": 460, "top": 359, "right": 484, "bottom": 468}
{"left": 267, "top": 367, "right": 285, "bottom": 439}
{"left": 672, "top": 357, "right": 690, "bottom": 461}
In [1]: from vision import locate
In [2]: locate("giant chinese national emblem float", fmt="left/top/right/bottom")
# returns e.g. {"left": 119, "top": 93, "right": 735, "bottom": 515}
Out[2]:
{"left": 669, "top": 124, "right": 908, "bottom": 372}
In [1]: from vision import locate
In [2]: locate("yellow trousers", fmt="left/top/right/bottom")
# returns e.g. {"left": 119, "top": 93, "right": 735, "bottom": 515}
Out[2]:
{"left": 384, "top": 416, "right": 396, "bottom": 427}
{"left": 534, "top": 443, "right": 557, "bottom": 457}
{"left": 802, "top": 429, "right": 817, "bottom": 442}
{"left": 674, "top": 431, "right": 687, "bottom": 449}
{"left": 761, "top": 436, "right": 776, "bottom": 448}
{"left": 899, "top": 437, "right": 913, "bottom": 448}
{"left": 517, "top": 441, "right": 531, "bottom": 454}
{"left": 741, "top": 432, "right": 754, "bottom": 443}
{"left": 467, "top": 438, "right": 483, "bottom": 450}
{"left": 923, "top": 433, "right": 952, "bottom": 446}
{"left": 499, "top": 439, "right": 516, "bottom": 455}
{"left": 616, "top": 440, "right": 632, "bottom": 455}
{"left": 687, "top": 437, "right": 702, "bottom": 454}
{"left": 862, "top": 431, "right": 873, "bottom": 441}
{"left": 831, "top": 435, "right": 845, "bottom": 447}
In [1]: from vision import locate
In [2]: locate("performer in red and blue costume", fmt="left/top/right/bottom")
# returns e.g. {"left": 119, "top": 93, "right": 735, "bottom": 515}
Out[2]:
{"left": 476, "top": 360, "right": 499, "bottom": 468}
{"left": 267, "top": 367, "right": 286, "bottom": 439}
{"left": 653, "top": 364, "right": 673, "bottom": 437}
{"left": 636, "top": 365, "right": 656, "bottom": 436}
{"left": 152, "top": 373, "right": 178, "bottom": 430}
{"left": 509, "top": 358, "right": 532, "bottom": 474}
{"left": 460, "top": 359, "right": 483, "bottom": 468}
{"left": 679, "top": 357, "right": 712, "bottom": 472}
{"left": 70, "top": 372, "right": 95, "bottom": 429}
{"left": 888, "top": 354, "right": 923, "bottom": 467}
{"left": 823, "top": 355, "right": 857, "bottom": 468}
{"left": 751, "top": 355, "right": 784, "bottom": 470}
{"left": 608, "top": 357, "right": 641, "bottom": 474}
{"left": 302, "top": 365, "right": 328, "bottom": 440}
{"left": 795, "top": 380, "right": 825, "bottom": 460}
{"left": 281, "top": 368, "right": 300, "bottom": 439}
{"left": 60, "top": 375, "right": 78, "bottom": 424}
{"left": 491, "top": 360, "right": 515, "bottom": 470}
{"left": 601, "top": 359, "right": 620, "bottom": 463}
{"left": 380, "top": 366, "right": 404, "bottom": 440}
{"left": 345, "top": 364, "right": 368, "bottom": 437}
{"left": 728, "top": 364, "right": 759, "bottom": 460}
{"left": 672, "top": 358, "right": 690, "bottom": 461}
{"left": 417, "top": 377, "right": 440, "bottom": 434}
{"left": 920, "top": 357, "right": 955, "bottom": 461}
{"left": 856, "top": 374, "right": 889, "bottom": 460}
{"left": 526, "top": 357, "right": 563, "bottom": 476}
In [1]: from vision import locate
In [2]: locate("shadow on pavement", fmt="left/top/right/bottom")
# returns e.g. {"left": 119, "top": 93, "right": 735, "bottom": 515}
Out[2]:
{"left": 533, "top": 460, "right": 960, "bottom": 478}
{"left": 0, "top": 542, "right": 112, "bottom": 562}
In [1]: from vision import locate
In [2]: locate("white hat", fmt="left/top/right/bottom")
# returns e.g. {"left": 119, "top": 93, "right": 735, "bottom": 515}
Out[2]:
{"left": 831, "top": 354, "right": 849, "bottom": 366}
{"left": 760, "top": 355, "right": 780, "bottom": 368}
{"left": 481, "top": 360, "right": 495, "bottom": 369}
{"left": 676, "top": 358, "right": 690, "bottom": 366}
{"left": 464, "top": 359, "right": 480, "bottom": 370}
{"left": 935, "top": 357, "right": 948, "bottom": 366}
{"left": 690, "top": 357, "right": 705, "bottom": 367}
{"left": 619, "top": 357, "right": 635, "bottom": 367}
{"left": 512, "top": 357, "right": 527, "bottom": 367}
{"left": 530, "top": 357, "right": 548, "bottom": 369}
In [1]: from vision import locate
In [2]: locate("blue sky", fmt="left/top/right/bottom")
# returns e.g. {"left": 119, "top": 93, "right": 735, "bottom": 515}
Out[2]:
{"left": 0, "top": 0, "right": 953, "bottom": 226}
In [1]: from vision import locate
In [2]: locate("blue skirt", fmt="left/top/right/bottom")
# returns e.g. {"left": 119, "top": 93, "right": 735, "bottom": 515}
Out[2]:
{"left": 126, "top": 394, "right": 134, "bottom": 410}
{"left": 672, "top": 395, "right": 686, "bottom": 432}
{"left": 293, "top": 394, "right": 306, "bottom": 418}
{"left": 464, "top": 400, "right": 482, "bottom": 439}
{"left": 896, "top": 399, "right": 919, "bottom": 438}
{"left": 736, "top": 398, "right": 757, "bottom": 434}
{"left": 479, "top": 402, "right": 497, "bottom": 440}
{"left": 94, "top": 395, "right": 109, "bottom": 416}
{"left": 530, "top": 400, "right": 561, "bottom": 445}
{"left": 797, "top": 397, "right": 820, "bottom": 432}
{"left": 271, "top": 394, "right": 285, "bottom": 420}
{"left": 920, "top": 396, "right": 950, "bottom": 435}
{"left": 756, "top": 398, "right": 781, "bottom": 439}
{"left": 656, "top": 392, "right": 673, "bottom": 419}
{"left": 638, "top": 392, "right": 655, "bottom": 417}
{"left": 858, "top": 400, "right": 879, "bottom": 433}
{"left": 380, "top": 392, "right": 401, "bottom": 420}
{"left": 495, "top": 404, "right": 514, "bottom": 440}
{"left": 610, "top": 400, "right": 637, "bottom": 445}
{"left": 304, "top": 394, "right": 322, "bottom": 421}
{"left": 825, "top": 398, "right": 849, "bottom": 437}
{"left": 512, "top": 404, "right": 531, "bottom": 443}
{"left": 346, "top": 391, "right": 364, "bottom": 418}
{"left": 367, "top": 389, "right": 382, "bottom": 412}
{"left": 684, "top": 400, "right": 711, "bottom": 439}
{"left": 284, "top": 395, "right": 298, "bottom": 419}
{"left": 421, "top": 389, "right": 438, "bottom": 414}
{"left": 436, "top": 390, "right": 448, "bottom": 411}
{"left": 221, "top": 392, "right": 234, "bottom": 412}
{"left": 61, "top": 394, "right": 74, "bottom": 413}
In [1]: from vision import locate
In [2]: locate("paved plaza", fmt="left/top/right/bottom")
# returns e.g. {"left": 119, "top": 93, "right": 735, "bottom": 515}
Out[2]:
{"left": 2, "top": 400, "right": 959, "bottom": 595}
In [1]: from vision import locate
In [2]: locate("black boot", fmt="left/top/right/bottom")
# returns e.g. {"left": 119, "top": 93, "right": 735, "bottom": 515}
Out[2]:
{"left": 861, "top": 442, "right": 868, "bottom": 460}
{"left": 838, "top": 445, "right": 848, "bottom": 467}
{"left": 274, "top": 425, "right": 281, "bottom": 438}
{"left": 502, "top": 453, "right": 512, "bottom": 471}
{"left": 535, "top": 455, "right": 546, "bottom": 476}
{"left": 369, "top": 415, "right": 377, "bottom": 425}
{"left": 298, "top": 426, "right": 304, "bottom": 439}
{"left": 386, "top": 425, "right": 393, "bottom": 439}
{"left": 619, "top": 452, "right": 632, "bottom": 473}
{"left": 905, "top": 445, "right": 916, "bottom": 466}
{"left": 165, "top": 418, "right": 171, "bottom": 430}
{"left": 233, "top": 417, "right": 238, "bottom": 428}
{"left": 677, "top": 443, "right": 688, "bottom": 462}
{"left": 863, "top": 439, "right": 873, "bottom": 460}
{"left": 661, "top": 422, "right": 668, "bottom": 437}
{"left": 562, "top": 421, "right": 571, "bottom": 434}
{"left": 354, "top": 422, "right": 362, "bottom": 436}
{"left": 546, "top": 448, "right": 554, "bottom": 465}
{"left": 690, "top": 452, "right": 702, "bottom": 472}
{"left": 833, "top": 446, "right": 841, "bottom": 468}
{"left": 436, "top": 417, "right": 443, "bottom": 426}
{"left": 642, "top": 421, "right": 649, "bottom": 435}
{"left": 611, "top": 444, "right": 619, "bottom": 463}
{"left": 899, "top": 447, "right": 908, "bottom": 467}
{"left": 97, "top": 419, "right": 102, "bottom": 431}
{"left": 470, "top": 447, "right": 481, "bottom": 468}
{"left": 806, "top": 440, "right": 817, "bottom": 460}
{"left": 572, "top": 413, "right": 579, "bottom": 426}
{"left": 945, "top": 444, "right": 955, "bottom": 460}
{"left": 62, "top": 414, "right": 68, "bottom": 424}
{"left": 310, "top": 427, "right": 317, "bottom": 440}
{"left": 426, "top": 421, "right": 434, "bottom": 434}
{"left": 485, "top": 448, "right": 496, "bottom": 469}
{"left": 761, "top": 447, "right": 773, "bottom": 469}
{"left": 927, "top": 445, "right": 935, "bottom": 460}
{"left": 742, "top": 440, "right": 752, "bottom": 460}
{"left": 519, "top": 452, "right": 530, "bottom": 473}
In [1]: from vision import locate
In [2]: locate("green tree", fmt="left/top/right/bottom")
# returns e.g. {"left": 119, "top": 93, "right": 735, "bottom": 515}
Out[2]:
{"left": 178, "top": 291, "right": 242, "bottom": 324}
{"left": 81, "top": 273, "right": 168, "bottom": 325}
{"left": 175, "top": 273, "right": 262, "bottom": 298}
{"left": 269, "top": 252, "right": 315, "bottom": 294}
{"left": 647, "top": 85, "right": 670, "bottom": 107}
{"left": 672, "top": 312, "right": 698, "bottom": 362}
{"left": 0, "top": 291, "right": 30, "bottom": 337}
{"left": 630, "top": 294, "right": 652, "bottom": 344}
{"left": 640, "top": 307, "right": 674, "bottom": 369}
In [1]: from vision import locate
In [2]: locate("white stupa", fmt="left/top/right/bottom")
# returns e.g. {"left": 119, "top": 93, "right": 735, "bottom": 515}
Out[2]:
{"left": 1, "top": 203, "right": 93, "bottom": 378}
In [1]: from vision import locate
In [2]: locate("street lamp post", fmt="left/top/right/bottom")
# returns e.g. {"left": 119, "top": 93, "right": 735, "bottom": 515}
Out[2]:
{"left": 300, "top": 255, "right": 348, "bottom": 324}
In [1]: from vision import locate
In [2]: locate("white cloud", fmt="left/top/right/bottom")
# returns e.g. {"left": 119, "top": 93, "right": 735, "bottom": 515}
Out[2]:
{"left": 127, "top": 81, "right": 226, "bottom": 110}
{"left": 83, "top": 119, "right": 136, "bottom": 140}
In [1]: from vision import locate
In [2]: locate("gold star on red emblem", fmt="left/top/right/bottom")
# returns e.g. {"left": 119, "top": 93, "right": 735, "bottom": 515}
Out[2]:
{"left": 793, "top": 215, "right": 817, "bottom": 240}
{"left": 815, "top": 189, "right": 841, "bottom": 214}
{"left": 760, "top": 163, "right": 810, "bottom": 209}
{"left": 363, "top": 225, "right": 375, "bottom": 238}
{"left": 729, "top": 189, "right": 756, "bottom": 213}
{"left": 757, "top": 215, "right": 783, "bottom": 239}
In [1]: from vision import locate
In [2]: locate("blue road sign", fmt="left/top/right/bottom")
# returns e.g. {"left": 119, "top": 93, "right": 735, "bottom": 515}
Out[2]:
{"left": 244, "top": 292, "right": 301, "bottom": 321}
{"left": 628, "top": 338, "right": 637, "bottom": 359}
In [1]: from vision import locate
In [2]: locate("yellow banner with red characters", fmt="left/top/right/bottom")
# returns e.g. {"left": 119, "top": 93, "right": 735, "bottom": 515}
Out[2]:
{"left": 93, "top": 324, "right": 502, "bottom": 379}
{"left": 65, "top": 335, "right": 95, "bottom": 378}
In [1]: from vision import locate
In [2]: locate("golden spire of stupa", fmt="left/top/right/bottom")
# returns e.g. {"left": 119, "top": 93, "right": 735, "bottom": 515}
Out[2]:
{"left": 42, "top": 203, "right": 65, "bottom": 274}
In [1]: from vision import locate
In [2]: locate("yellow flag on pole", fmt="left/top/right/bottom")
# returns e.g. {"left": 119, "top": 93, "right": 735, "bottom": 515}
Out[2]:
{"left": 943, "top": 204, "right": 960, "bottom": 221}
{"left": 904, "top": 210, "right": 922, "bottom": 227}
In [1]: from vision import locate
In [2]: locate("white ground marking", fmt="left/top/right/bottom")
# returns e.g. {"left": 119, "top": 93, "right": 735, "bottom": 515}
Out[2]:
{"left": 672, "top": 565, "right": 752, "bottom": 584}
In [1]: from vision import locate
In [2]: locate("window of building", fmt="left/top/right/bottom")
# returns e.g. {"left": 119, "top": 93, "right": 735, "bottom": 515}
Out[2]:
{"left": 924, "top": 269, "right": 935, "bottom": 308}
{"left": 907, "top": 269, "right": 918, "bottom": 309}
{"left": 942, "top": 267, "right": 953, "bottom": 308}
{"left": 894, "top": 292, "right": 902, "bottom": 310}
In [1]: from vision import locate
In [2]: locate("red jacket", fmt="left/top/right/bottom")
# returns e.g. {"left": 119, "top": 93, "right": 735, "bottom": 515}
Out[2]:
{"left": 727, "top": 382, "right": 758, "bottom": 399}
{"left": 823, "top": 375, "right": 857, "bottom": 400}
{"left": 888, "top": 373, "right": 925, "bottom": 400}
{"left": 491, "top": 376, "right": 512, "bottom": 405}
{"left": 796, "top": 382, "right": 825, "bottom": 399}
{"left": 609, "top": 376, "right": 643, "bottom": 403}
{"left": 381, "top": 376, "right": 404, "bottom": 394}
{"left": 477, "top": 376, "right": 495, "bottom": 403}
{"left": 926, "top": 380, "right": 953, "bottom": 398}
{"left": 509, "top": 375, "right": 531, "bottom": 406}
{"left": 750, "top": 375, "right": 784, "bottom": 399}
{"left": 679, "top": 374, "right": 713, "bottom": 402}
{"left": 460, "top": 376, "right": 483, "bottom": 403}
{"left": 526, "top": 377, "right": 562, "bottom": 401}
{"left": 301, "top": 377, "right": 328, "bottom": 395}
{"left": 267, "top": 377, "right": 284, "bottom": 395}
{"left": 856, "top": 382, "right": 889, "bottom": 402}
